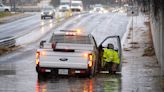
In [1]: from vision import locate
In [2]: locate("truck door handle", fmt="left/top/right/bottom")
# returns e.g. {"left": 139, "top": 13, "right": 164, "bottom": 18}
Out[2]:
{"left": 59, "top": 58, "right": 68, "bottom": 61}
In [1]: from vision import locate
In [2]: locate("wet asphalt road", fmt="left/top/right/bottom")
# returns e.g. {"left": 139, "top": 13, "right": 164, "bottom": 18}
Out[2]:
{"left": 0, "top": 12, "right": 128, "bottom": 92}
{"left": 0, "top": 13, "right": 56, "bottom": 39}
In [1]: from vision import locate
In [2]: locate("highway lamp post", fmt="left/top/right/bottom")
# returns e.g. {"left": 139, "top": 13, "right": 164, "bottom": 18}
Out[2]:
{"left": 127, "top": 0, "right": 139, "bottom": 48}
{"left": 115, "top": 0, "right": 118, "bottom": 7}
{"left": 9, "top": 0, "right": 16, "bottom": 12}
{"left": 20, "top": 0, "right": 24, "bottom": 13}
{"left": 12, "top": 0, "right": 16, "bottom": 12}
{"left": 9, "top": 0, "right": 12, "bottom": 11}
{"left": 131, "top": 0, "right": 135, "bottom": 48}
{"left": 69, "top": 0, "right": 71, "bottom": 7}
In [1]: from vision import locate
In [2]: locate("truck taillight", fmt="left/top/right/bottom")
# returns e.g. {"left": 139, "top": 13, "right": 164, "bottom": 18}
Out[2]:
{"left": 88, "top": 54, "right": 93, "bottom": 68}
{"left": 88, "top": 54, "right": 93, "bottom": 61}
{"left": 36, "top": 52, "right": 40, "bottom": 59}
{"left": 36, "top": 52, "right": 40, "bottom": 65}
{"left": 36, "top": 59, "right": 40, "bottom": 65}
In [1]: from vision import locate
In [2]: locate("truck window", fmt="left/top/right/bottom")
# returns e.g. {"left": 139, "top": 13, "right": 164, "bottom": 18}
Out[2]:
{"left": 71, "top": 3, "right": 81, "bottom": 6}
{"left": 50, "top": 35, "right": 92, "bottom": 44}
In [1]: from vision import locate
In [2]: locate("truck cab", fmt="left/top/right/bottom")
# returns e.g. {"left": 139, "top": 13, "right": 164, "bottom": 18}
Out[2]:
{"left": 0, "top": 3, "right": 11, "bottom": 12}
{"left": 70, "top": 0, "right": 83, "bottom": 12}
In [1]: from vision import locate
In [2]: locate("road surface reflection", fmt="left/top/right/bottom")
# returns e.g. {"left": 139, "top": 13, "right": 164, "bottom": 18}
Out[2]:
{"left": 36, "top": 74, "right": 121, "bottom": 92}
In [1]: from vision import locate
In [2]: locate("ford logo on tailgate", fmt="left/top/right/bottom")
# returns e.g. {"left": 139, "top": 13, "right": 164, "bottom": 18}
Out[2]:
{"left": 59, "top": 58, "right": 68, "bottom": 61}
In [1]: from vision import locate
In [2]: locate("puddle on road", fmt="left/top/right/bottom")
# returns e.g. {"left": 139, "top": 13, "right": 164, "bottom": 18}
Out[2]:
{"left": 36, "top": 74, "right": 121, "bottom": 92}
{"left": 0, "top": 63, "right": 16, "bottom": 76}
{"left": 0, "top": 70, "right": 16, "bottom": 76}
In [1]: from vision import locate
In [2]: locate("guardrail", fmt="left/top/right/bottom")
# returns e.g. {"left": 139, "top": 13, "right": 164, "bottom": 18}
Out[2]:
{"left": 0, "top": 37, "right": 16, "bottom": 48}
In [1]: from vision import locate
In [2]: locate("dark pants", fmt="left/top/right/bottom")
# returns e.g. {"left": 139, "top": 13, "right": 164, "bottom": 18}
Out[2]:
{"left": 105, "top": 62, "right": 118, "bottom": 74}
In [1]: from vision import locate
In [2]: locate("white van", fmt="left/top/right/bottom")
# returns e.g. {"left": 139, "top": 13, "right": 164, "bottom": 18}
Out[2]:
{"left": 70, "top": 0, "right": 83, "bottom": 12}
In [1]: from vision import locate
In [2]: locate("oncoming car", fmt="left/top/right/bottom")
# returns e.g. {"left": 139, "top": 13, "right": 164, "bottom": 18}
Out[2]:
{"left": 70, "top": 0, "right": 83, "bottom": 12}
{"left": 92, "top": 4, "right": 107, "bottom": 13}
{"left": 58, "top": 4, "right": 70, "bottom": 12}
{"left": 41, "top": 7, "right": 55, "bottom": 19}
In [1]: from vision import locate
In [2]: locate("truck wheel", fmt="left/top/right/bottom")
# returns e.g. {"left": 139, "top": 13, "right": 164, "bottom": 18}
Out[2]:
{"left": 36, "top": 66, "right": 46, "bottom": 80}
{"left": 36, "top": 66, "right": 39, "bottom": 73}
{"left": 38, "top": 72, "right": 46, "bottom": 80}
{"left": 87, "top": 69, "right": 94, "bottom": 78}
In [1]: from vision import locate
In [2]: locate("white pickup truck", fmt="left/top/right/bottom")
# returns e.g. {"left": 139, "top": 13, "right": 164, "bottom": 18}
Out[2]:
{"left": 36, "top": 30, "right": 99, "bottom": 77}
{"left": 36, "top": 30, "right": 122, "bottom": 78}
{"left": 0, "top": 3, "right": 11, "bottom": 12}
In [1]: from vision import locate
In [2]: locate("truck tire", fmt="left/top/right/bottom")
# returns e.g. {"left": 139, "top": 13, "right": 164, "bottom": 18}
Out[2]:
{"left": 87, "top": 69, "right": 94, "bottom": 78}
{"left": 38, "top": 72, "right": 45, "bottom": 80}
{"left": 36, "top": 66, "right": 46, "bottom": 80}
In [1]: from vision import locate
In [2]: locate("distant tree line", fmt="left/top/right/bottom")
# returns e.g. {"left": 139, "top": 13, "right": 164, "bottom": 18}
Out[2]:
{"left": 1, "top": 0, "right": 41, "bottom": 5}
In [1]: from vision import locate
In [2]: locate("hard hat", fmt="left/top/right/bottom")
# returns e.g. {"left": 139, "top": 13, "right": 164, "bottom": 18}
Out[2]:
{"left": 107, "top": 43, "right": 114, "bottom": 49}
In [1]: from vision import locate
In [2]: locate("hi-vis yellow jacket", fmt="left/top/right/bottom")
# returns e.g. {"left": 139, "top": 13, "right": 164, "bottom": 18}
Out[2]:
{"left": 102, "top": 48, "right": 120, "bottom": 64}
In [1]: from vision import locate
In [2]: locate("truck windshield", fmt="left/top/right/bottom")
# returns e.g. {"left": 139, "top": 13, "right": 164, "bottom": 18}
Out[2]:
{"left": 50, "top": 35, "right": 92, "bottom": 44}
{"left": 43, "top": 8, "right": 53, "bottom": 11}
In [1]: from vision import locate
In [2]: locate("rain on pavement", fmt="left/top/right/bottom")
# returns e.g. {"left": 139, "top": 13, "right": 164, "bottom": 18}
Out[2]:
{"left": 0, "top": 12, "right": 128, "bottom": 92}
{"left": 0, "top": 9, "right": 161, "bottom": 92}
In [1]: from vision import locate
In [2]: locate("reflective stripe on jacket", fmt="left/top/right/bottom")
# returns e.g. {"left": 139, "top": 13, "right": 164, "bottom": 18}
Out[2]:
{"left": 102, "top": 48, "right": 120, "bottom": 64}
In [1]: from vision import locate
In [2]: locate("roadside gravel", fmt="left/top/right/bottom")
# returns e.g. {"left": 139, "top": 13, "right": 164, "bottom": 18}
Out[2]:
{"left": 0, "top": 12, "right": 32, "bottom": 24}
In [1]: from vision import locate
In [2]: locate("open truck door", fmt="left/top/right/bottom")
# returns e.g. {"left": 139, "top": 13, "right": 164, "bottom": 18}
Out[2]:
{"left": 98, "top": 35, "right": 122, "bottom": 74}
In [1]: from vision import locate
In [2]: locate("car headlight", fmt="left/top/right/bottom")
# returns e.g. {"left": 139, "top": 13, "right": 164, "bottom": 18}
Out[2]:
{"left": 41, "top": 12, "right": 44, "bottom": 15}
{"left": 49, "top": 11, "right": 53, "bottom": 15}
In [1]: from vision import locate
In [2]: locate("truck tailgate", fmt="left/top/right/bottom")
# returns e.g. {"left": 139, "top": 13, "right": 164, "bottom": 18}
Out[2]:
{"left": 39, "top": 50, "right": 89, "bottom": 69}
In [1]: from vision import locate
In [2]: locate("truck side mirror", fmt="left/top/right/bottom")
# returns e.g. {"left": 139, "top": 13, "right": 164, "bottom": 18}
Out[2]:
{"left": 40, "top": 40, "right": 46, "bottom": 48}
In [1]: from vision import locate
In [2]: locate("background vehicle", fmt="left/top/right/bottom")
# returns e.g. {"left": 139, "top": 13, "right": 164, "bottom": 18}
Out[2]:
{"left": 0, "top": 3, "right": 11, "bottom": 12}
{"left": 70, "top": 0, "right": 83, "bottom": 12}
{"left": 41, "top": 6, "right": 55, "bottom": 19}
{"left": 92, "top": 4, "right": 107, "bottom": 13}
{"left": 59, "top": 0, "right": 83, "bottom": 12}
{"left": 60, "top": 0, "right": 70, "bottom": 6}
{"left": 36, "top": 30, "right": 98, "bottom": 77}
{"left": 58, "top": 4, "right": 70, "bottom": 12}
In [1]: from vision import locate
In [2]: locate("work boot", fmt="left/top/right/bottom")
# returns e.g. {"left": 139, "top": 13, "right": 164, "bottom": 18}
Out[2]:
{"left": 111, "top": 63, "right": 118, "bottom": 74}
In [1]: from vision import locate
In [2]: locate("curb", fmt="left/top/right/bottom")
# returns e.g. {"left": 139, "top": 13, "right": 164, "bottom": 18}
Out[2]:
{"left": 121, "top": 17, "right": 132, "bottom": 47}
